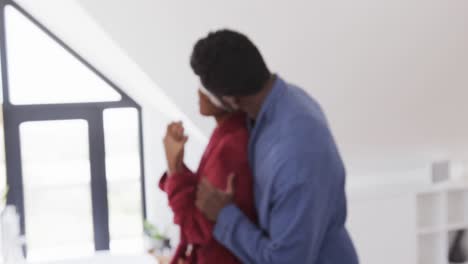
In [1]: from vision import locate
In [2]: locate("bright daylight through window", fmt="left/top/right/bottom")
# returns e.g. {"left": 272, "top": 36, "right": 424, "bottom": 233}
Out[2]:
{"left": 1, "top": 4, "right": 145, "bottom": 262}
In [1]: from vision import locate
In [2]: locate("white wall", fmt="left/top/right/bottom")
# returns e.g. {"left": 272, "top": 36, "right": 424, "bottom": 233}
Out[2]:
{"left": 76, "top": 0, "right": 468, "bottom": 183}
{"left": 347, "top": 192, "right": 417, "bottom": 264}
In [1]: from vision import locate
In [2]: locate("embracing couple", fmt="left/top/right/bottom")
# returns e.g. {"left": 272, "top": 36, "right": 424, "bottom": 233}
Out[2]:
{"left": 159, "top": 30, "right": 359, "bottom": 264}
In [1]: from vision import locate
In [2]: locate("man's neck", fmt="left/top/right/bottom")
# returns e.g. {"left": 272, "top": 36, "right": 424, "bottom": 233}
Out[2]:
{"left": 249, "top": 75, "right": 276, "bottom": 120}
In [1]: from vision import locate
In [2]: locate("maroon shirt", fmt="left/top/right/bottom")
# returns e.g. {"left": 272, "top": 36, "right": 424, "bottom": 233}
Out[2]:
{"left": 159, "top": 113, "right": 257, "bottom": 264}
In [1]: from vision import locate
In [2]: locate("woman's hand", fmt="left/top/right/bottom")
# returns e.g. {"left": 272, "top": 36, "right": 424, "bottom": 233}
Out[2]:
{"left": 164, "top": 122, "right": 188, "bottom": 175}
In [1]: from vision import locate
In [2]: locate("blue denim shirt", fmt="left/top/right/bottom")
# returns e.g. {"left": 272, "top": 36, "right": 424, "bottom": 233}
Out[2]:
{"left": 213, "top": 76, "right": 359, "bottom": 264}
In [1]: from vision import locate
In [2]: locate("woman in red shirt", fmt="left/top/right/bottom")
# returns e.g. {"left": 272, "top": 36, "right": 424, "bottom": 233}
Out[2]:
{"left": 159, "top": 87, "right": 256, "bottom": 264}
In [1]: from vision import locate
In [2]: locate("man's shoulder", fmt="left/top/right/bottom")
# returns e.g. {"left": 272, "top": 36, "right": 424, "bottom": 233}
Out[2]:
{"left": 275, "top": 81, "right": 327, "bottom": 124}
{"left": 266, "top": 81, "right": 339, "bottom": 161}
{"left": 272, "top": 110, "right": 332, "bottom": 150}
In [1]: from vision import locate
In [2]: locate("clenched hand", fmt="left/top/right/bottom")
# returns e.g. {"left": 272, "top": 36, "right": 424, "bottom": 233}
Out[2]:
{"left": 163, "top": 121, "right": 188, "bottom": 175}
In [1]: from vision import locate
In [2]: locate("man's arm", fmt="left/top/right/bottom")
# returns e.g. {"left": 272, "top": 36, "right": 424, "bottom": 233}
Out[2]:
{"left": 207, "top": 151, "right": 338, "bottom": 263}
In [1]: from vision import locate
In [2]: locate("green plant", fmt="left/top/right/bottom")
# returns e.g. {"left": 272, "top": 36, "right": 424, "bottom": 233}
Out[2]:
{"left": 1, "top": 186, "right": 8, "bottom": 204}
{"left": 144, "top": 220, "right": 168, "bottom": 241}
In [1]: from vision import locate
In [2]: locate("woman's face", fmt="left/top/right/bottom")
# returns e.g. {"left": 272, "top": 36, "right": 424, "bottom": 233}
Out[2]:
{"left": 198, "top": 89, "right": 226, "bottom": 116}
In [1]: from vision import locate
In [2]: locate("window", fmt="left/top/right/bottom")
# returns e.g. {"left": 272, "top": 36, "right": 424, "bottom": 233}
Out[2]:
{"left": 0, "top": 2, "right": 146, "bottom": 261}
{"left": 20, "top": 120, "right": 94, "bottom": 260}
{"left": 5, "top": 5, "right": 121, "bottom": 105}
{"left": 104, "top": 108, "right": 144, "bottom": 253}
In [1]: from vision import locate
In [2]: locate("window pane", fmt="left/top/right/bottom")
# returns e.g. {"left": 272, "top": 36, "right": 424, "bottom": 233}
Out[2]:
{"left": 20, "top": 120, "right": 94, "bottom": 261}
{"left": 107, "top": 181, "right": 144, "bottom": 254}
{"left": 5, "top": 6, "right": 121, "bottom": 105}
{"left": 103, "top": 108, "right": 144, "bottom": 253}
{"left": 103, "top": 108, "right": 141, "bottom": 182}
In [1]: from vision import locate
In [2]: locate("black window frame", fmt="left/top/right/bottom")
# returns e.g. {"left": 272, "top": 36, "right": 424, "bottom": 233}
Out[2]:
{"left": 0, "top": 0, "right": 147, "bottom": 254}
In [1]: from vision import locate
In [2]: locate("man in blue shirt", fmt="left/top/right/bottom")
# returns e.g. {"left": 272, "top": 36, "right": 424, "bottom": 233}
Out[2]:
{"left": 192, "top": 29, "right": 359, "bottom": 264}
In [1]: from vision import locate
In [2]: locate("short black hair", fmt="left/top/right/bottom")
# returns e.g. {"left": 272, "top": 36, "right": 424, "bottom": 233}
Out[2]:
{"left": 190, "top": 29, "right": 270, "bottom": 97}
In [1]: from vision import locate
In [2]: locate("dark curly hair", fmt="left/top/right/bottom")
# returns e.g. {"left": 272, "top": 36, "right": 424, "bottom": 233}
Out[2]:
{"left": 190, "top": 29, "right": 271, "bottom": 97}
